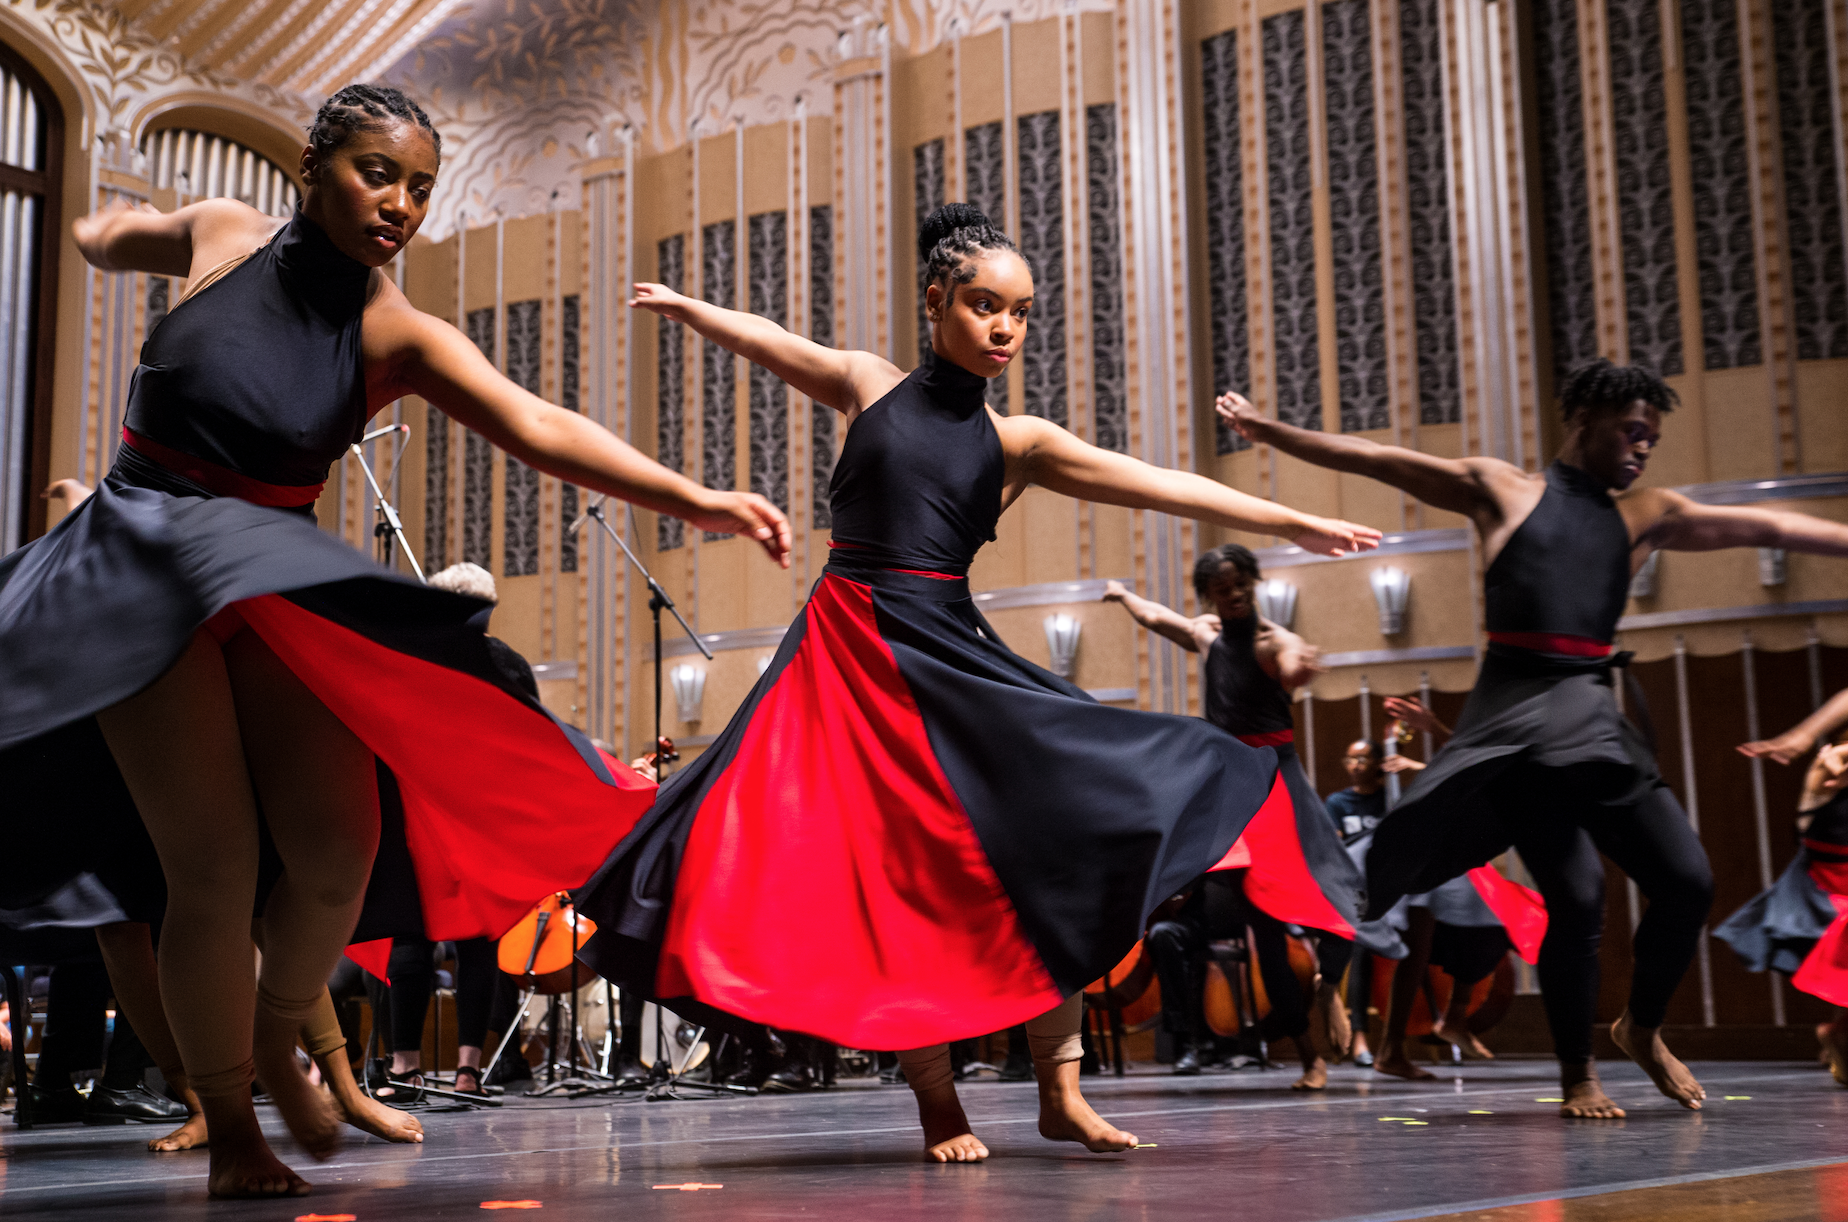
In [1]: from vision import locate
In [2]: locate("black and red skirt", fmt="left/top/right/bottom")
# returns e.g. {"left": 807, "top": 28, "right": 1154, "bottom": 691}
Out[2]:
{"left": 1717, "top": 850, "right": 1848, "bottom": 1007}
{"left": 1210, "top": 735, "right": 1363, "bottom": 940}
{"left": 0, "top": 447, "right": 652, "bottom": 943}
{"left": 575, "top": 555, "right": 1282, "bottom": 1050}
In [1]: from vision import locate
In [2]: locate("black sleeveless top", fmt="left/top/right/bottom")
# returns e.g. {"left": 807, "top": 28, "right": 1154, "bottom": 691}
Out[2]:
{"left": 1805, "top": 788, "right": 1848, "bottom": 857}
{"left": 1203, "top": 615, "right": 1294, "bottom": 738}
{"left": 1483, "top": 461, "right": 1633, "bottom": 642}
{"left": 123, "top": 209, "right": 372, "bottom": 487}
{"left": 827, "top": 352, "right": 1004, "bottom": 575}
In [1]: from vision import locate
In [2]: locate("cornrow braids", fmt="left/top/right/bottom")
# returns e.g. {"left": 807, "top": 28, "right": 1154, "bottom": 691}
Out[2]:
{"left": 917, "top": 202, "right": 1030, "bottom": 313}
{"left": 1557, "top": 357, "right": 1678, "bottom": 420}
{"left": 308, "top": 83, "right": 442, "bottom": 168}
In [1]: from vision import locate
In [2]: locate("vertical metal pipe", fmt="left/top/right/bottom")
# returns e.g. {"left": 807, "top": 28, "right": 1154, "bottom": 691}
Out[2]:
{"left": 1741, "top": 631, "right": 1787, "bottom": 1024}
{"left": 1808, "top": 626, "right": 1825, "bottom": 710}
{"left": 1301, "top": 689, "right": 1317, "bottom": 791}
{"left": 1359, "top": 674, "right": 1372, "bottom": 742}
{"left": 1674, "top": 635, "right": 1717, "bottom": 1026}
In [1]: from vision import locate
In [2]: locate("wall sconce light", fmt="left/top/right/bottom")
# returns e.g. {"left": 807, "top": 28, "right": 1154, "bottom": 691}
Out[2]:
{"left": 1628, "top": 549, "right": 1660, "bottom": 599}
{"left": 1369, "top": 566, "right": 1410, "bottom": 636}
{"left": 669, "top": 663, "right": 706, "bottom": 724}
{"left": 1255, "top": 578, "right": 1298, "bottom": 630}
{"left": 1757, "top": 547, "right": 1787, "bottom": 587}
{"left": 757, "top": 655, "right": 772, "bottom": 677}
{"left": 1044, "top": 613, "right": 1082, "bottom": 679}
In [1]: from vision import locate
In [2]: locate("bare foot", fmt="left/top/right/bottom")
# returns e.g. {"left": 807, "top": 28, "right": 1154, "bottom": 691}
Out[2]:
{"left": 1434, "top": 1019, "right": 1495, "bottom": 1060}
{"left": 1374, "top": 1050, "right": 1435, "bottom": 1081}
{"left": 1036, "top": 1061, "right": 1137, "bottom": 1152}
{"left": 911, "top": 1084, "right": 988, "bottom": 1162}
{"left": 1559, "top": 1073, "right": 1626, "bottom": 1119}
{"left": 320, "top": 1054, "right": 423, "bottom": 1144}
{"left": 1821, "top": 1025, "right": 1848, "bottom": 1088}
{"left": 1609, "top": 1011, "right": 1705, "bottom": 1110}
{"left": 253, "top": 1011, "right": 342, "bottom": 1160}
{"left": 149, "top": 1110, "right": 208, "bottom": 1152}
{"left": 1314, "top": 982, "right": 1351, "bottom": 1059}
{"left": 199, "top": 1094, "right": 310, "bottom": 1198}
{"left": 1292, "top": 1055, "right": 1328, "bottom": 1091}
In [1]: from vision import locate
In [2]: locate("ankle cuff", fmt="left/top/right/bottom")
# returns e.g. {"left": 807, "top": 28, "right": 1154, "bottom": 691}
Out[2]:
{"left": 895, "top": 1045, "right": 954, "bottom": 1093}
{"left": 187, "top": 1058, "right": 255, "bottom": 1097}
{"left": 256, "top": 982, "right": 323, "bottom": 1026}
{"left": 1024, "top": 994, "right": 1084, "bottom": 1067}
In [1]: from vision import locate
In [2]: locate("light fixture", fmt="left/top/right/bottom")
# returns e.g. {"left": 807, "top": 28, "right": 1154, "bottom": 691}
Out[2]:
{"left": 1044, "top": 613, "right": 1082, "bottom": 679}
{"left": 1757, "top": 547, "right": 1787, "bottom": 587}
{"left": 1255, "top": 578, "right": 1298, "bottom": 629}
{"left": 669, "top": 663, "right": 706, "bottom": 724}
{"left": 1368, "top": 566, "right": 1410, "bottom": 636}
{"left": 756, "top": 655, "right": 772, "bottom": 676}
{"left": 1629, "top": 550, "right": 1660, "bottom": 599}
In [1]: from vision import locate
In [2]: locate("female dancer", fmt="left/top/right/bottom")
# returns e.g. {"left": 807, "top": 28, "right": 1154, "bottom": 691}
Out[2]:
{"left": 576, "top": 203, "right": 1380, "bottom": 1161}
{"left": 0, "top": 84, "right": 785, "bottom": 1197}
{"left": 1719, "top": 700, "right": 1848, "bottom": 1082}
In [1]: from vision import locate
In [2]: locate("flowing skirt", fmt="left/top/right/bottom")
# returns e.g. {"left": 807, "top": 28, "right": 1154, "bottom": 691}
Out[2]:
{"left": 574, "top": 558, "right": 1282, "bottom": 1050}
{"left": 1716, "top": 853, "right": 1848, "bottom": 1006}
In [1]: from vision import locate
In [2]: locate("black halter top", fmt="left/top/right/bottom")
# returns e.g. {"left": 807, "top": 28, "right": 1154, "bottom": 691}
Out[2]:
{"left": 122, "top": 209, "right": 372, "bottom": 488}
{"left": 827, "top": 352, "right": 1004, "bottom": 576}
{"left": 1483, "top": 461, "right": 1633, "bottom": 644}
{"left": 1805, "top": 788, "right": 1848, "bottom": 859}
{"left": 1203, "top": 614, "right": 1294, "bottom": 738}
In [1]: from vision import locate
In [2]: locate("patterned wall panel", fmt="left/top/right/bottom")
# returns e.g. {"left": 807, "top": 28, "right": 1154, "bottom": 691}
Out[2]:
{"left": 1087, "top": 103, "right": 1128, "bottom": 454}
{"left": 559, "top": 292, "right": 580, "bottom": 573}
{"left": 1017, "top": 110, "right": 1068, "bottom": 427}
{"left": 463, "top": 307, "right": 496, "bottom": 568}
{"left": 1401, "top": 0, "right": 1461, "bottom": 425}
{"left": 145, "top": 276, "right": 170, "bottom": 335}
{"left": 1607, "top": 0, "right": 1684, "bottom": 375}
{"left": 503, "top": 298, "right": 543, "bottom": 576}
{"left": 810, "top": 204, "right": 836, "bottom": 530}
{"left": 1774, "top": 0, "right": 1848, "bottom": 360}
{"left": 657, "top": 234, "right": 687, "bottom": 551}
{"left": 424, "top": 402, "right": 449, "bottom": 567}
{"left": 1201, "top": 29, "right": 1249, "bottom": 454}
{"left": 1265, "top": 11, "right": 1321, "bottom": 432}
{"left": 964, "top": 121, "right": 1009, "bottom": 413}
{"left": 748, "top": 211, "right": 790, "bottom": 511}
{"left": 1324, "top": 0, "right": 1389, "bottom": 432}
{"left": 702, "top": 219, "right": 737, "bottom": 539}
{"left": 1532, "top": 0, "right": 1599, "bottom": 386}
{"left": 1681, "top": 0, "right": 1761, "bottom": 370}
{"left": 914, "top": 138, "right": 945, "bottom": 363}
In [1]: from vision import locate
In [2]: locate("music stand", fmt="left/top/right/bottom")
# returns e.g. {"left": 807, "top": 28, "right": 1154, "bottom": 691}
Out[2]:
{"left": 350, "top": 424, "right": 423, "bottom": 581}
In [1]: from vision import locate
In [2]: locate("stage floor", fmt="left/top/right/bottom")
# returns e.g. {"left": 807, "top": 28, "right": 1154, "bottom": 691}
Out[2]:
{"left": 3, "top": 1059, "right": 1846, "bottom": 1220}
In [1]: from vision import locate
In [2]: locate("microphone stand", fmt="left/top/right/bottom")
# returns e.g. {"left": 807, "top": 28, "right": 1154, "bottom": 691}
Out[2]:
{"left": 569, "top": 497, "right": 749, "bottom": 1098}
{"left": 351, "top": 424, "right": 423, "bottom": 581}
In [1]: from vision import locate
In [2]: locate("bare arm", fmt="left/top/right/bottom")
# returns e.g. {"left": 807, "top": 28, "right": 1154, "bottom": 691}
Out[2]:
{"left": 1101, "top": 579, "right": 1218, "bottom": 653}
{"left": 1263, "top": 623, "right": 1323, "bottom": 691}
{"left": 72, "top": 197, "right": 276, "bottom": 278}
{"left": 1215, "top": 391, "right": 1509, "bottom": 519}
{"left": 1018, "top": 416, "right": 1382, "bottom": 556}
{"left": 630, "top": 283, "right": 900, "bottom": 414}
{"left": 379, "top": 295, "right": 790, "bottom": 566}
{"left": 1638, "top": 489, "right": 1848, "bottom": 556}
{"left": 1739, "top": 686, "right": 1848, "bottom": 765}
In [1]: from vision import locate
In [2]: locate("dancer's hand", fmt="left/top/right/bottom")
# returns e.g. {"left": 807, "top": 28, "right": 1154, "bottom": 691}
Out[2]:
{"left": 1383, "top": 696, "right": 1447, "bottom": 738}
{"left": 684, "top": 489, "right": 793, "bottom": 568}
{"left": 41, "top": 478, "right": 93, "bottom": 508}
{"left": 1101, "top": 579, "right": 1131, "bottom": 603}
{"left": 1289, "top": 514, "right": 1383, "bottom": 557}
{"left": 1215, "top": 391, "right": 1265, "bottom": 443}
{"left": 1737, "top": 728, "right": 1816, "bottom": 765}
{"left": 1819, "top": 743, "right": 1848, "bottom": 791}
{"left": 628, "top": 282, "right": 693, "bottom": 320}
{"left": 1382, "top": 755, "right": 1426, "bottom": 775}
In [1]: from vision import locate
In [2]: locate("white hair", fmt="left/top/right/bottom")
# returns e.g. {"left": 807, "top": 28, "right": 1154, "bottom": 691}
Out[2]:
{"left": 427, "top": 561, "right": 498, "bottom": 603}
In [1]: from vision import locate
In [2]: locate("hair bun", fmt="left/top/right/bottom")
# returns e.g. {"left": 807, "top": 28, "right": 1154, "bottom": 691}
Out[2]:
{"left": 918, "top": 202, "right": 991, "bottom": 262}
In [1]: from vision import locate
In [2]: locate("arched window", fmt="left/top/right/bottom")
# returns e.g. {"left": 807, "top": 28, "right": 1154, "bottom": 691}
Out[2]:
{"left": 0, "top": 43, "right": 60, "bottom": 554}
{"left": 142, "top": 128, "right": 299, "bottom": 216}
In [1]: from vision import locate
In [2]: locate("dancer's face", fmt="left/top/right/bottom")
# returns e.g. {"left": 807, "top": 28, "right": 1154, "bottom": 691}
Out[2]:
{"left": 926, "top": 250, "right": 1034, "bottom": 380}
{"left": 1343, "top": 740, "right": 1382, "bottom": 789}
{"left": 300, "top": 120, "right": 438, "bottom": 267}
{"left": 1202, "top": 567, "right": 1257, "bottom": 622}
{"left": 1566, "top": 399, "right": 1661, "bottom": 491}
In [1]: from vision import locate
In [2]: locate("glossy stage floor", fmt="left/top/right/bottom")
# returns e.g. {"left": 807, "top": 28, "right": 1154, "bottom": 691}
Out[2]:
{"left": 3, "top": 1059, "right": 1845, "bottom": 1220}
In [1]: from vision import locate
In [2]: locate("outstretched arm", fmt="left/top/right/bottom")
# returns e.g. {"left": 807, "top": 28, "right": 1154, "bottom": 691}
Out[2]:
{"left": 73, "top": 197, "right": 277, "bottom": 278}
{"left": 379, "top": 295, "right": 790, "bottom": 566}
{"left": 1639, "top": 489, "right": 1848, "bottom": 557}
{"left": 1215, "top": 391, "right": 1508, "bottom": 519}
{"left": 629, "top": 283, "right": 901, "bottom": 414}
{"left": 1265, "top": 624, "right": 1323, "bottom": 691}
{"left": 1739, "top": 685, "right": 1848, "bottom": 764}
{"left": 1101, "top": 580, "right": 1218, "bottom": 653}
{"left": 1019, "top": 416, "right": 1382, "bottom": 555}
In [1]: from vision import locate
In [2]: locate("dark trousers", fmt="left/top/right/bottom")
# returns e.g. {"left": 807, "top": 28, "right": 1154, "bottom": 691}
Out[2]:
{"left": 34, "top": 961, "right": 153, "bottom": 1091}
{"left": 1145, "top": 916, "right": 1207, "bottom": 1044}
{"left": 1247, "top": 909, "right": 1350, "bottom": 1041}
{"left": 376, "top": 937, "right": 510, "bottom": 1054}
{"left": 1504, "top": 764, "right": 1713, "bottom": 1063}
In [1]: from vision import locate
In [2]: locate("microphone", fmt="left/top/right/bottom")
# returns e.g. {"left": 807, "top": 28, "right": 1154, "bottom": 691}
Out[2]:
{"left": 568, "top": 493, "right": 609, "bottom": 534}
{"left": 360, "top": 423, "right": 411, "bottom": 443}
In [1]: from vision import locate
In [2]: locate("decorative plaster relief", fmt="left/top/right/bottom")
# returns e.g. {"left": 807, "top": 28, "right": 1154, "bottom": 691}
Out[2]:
{"left": 1086, "top": 101, "right": 1125, "bottom": 455}
{"left": 1400, "top": 0, "right": 1460, "bottom": 425}
{"left": 1680, "top": 0, "right": 1761, "bottom": 370}
{"left": 1773, "top": 0, "right": 1848, "bottom": 361}
{"left": 1200, "top": 28, "right": 1247, "bottom": 456}
{"left": 1607, "top": 0, "right": 1683, "bottom": 376}
{"left": 748, "top": 209, "right": 789, "bottom": 511}
{"left": 504, "top": 297, "right": 542, "bottom": 575}
{"left": 1323, "top": 0, "right": 1387, "bottom": 434}
{"left": 1264, "top": 10, "right": 1319, "bottom": 434}
{"left": 1017, "top": 108, "right": 1066, "bottom": 427}
{"left": 657, "top": 231, "right": 686, "bottom": 550}
{"left": 1531, "top": 0, "right": 1598, "bottom": 386}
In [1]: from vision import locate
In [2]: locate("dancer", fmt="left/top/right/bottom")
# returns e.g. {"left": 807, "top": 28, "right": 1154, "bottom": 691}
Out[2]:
{"left": 1104, "top": 544, "right": 1362, "bottom": 1088}
{"left": 1720, "top": 704, "right": 1848, "bottom": 1084}
{"left": 1218, "top": 358, "right": 1848, "bottom": 1118}
{"left": 0, "top": 84, "right": 784, "bottom": 1197}
{"left": 577, "top": 202, "right": 1380, "bottom": 1161}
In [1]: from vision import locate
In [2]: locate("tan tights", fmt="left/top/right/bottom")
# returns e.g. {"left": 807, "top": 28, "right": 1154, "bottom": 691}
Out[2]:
{"left": 896, "top": 993, "right": 1084, "bottom": 1089}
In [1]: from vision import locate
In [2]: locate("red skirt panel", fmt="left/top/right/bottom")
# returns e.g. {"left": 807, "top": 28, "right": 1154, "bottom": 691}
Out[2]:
{"left": 1793, "top": 861, "right": 1848, "bottom": 1007}
{"left": 1465, "top": 865, "right": 1548, "bottom": 964}
{"left": 1210, "top": 747, "right": 1361, "bottom": 939}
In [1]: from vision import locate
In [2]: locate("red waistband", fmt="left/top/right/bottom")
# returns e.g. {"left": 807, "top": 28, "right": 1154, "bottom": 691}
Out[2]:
{"left": 1487, "top": 630, "right": 1614, "bottom": 659}
{"left": 1236, "top": 730, "right": 1295, "bottom": 748}
{"left": 123, "top": 427, "right": 325, "bottom": 508}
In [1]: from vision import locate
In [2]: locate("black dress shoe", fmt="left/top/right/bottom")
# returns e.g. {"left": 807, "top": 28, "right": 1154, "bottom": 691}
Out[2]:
{"left": 483, "top": 1055, "right": 533, "bottom": 1088}
{"left": 22, "top": 1084, "right": 87, "bottom": 1124}
{"left": 613, "top": 1056, "right": 650, "bottom": 1087}
{"left": 84, "top": 1083, "right": 191, "bottom": 1125}
{"left": 761, "top": 1059, "right": 812, "bottom": 1093}
{"left": 1172, "top": 1045, "right": 1203, "bottom": 1076}
{"left": 725, "top": 1046, "right": 769, "bottom": 1089}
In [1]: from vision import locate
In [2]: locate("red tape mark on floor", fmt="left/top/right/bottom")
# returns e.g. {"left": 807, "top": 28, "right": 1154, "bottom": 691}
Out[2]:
{"left": 295, "top": 1215, "right": 358, "bottom": 1221}
{"left": 479, "top": 1202, "right": 544, "bottom": 1210}
{"left": 652, "top": 1184, "right": 724, "bottom": 1191}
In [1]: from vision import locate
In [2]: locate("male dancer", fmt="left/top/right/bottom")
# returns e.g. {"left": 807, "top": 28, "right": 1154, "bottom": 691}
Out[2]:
{"left": 1219, "top": 359, "right": 1848, "bottom": 1117}
{"left": 1106, "top": 545, "right": 1360, "bottom": 1088}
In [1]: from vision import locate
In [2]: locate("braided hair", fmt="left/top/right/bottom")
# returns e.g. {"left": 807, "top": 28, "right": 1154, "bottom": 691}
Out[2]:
{"left": 308, "top": 83, "right": 442, "bottom": 168}
{"left": 1192, "top": 543, "right": 1260, "bottom": 598}
{"left": 917, "top": 203, "right": 1029, "bottom": 316}
{"left": 1557, "top": 357, "right": 1677, "bottom": 420}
